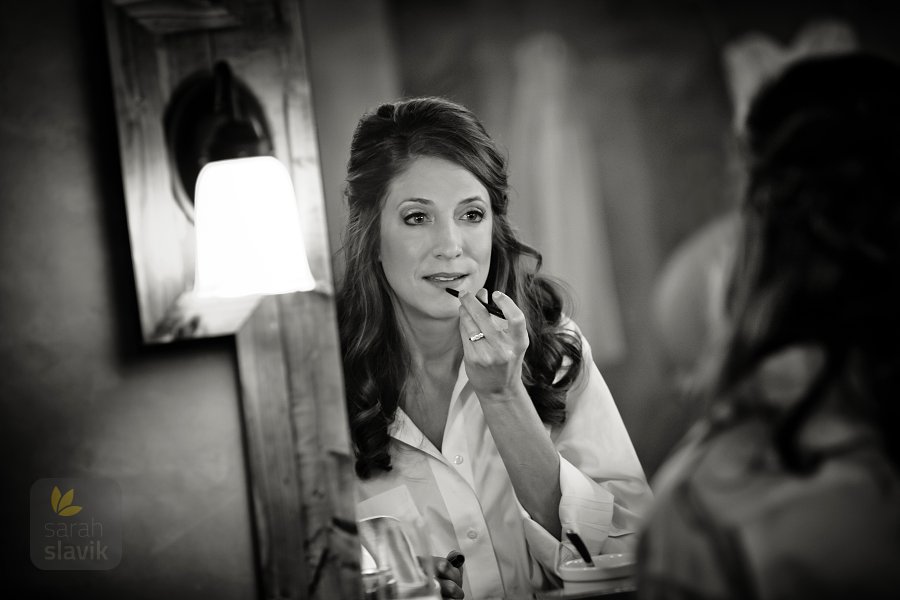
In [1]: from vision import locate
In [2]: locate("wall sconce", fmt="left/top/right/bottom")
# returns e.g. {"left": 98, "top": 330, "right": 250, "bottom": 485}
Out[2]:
{"left": 165, "top": 61, "right": 315, "bottom": 299}
{"left": 194, "top": 155, "right": 315, "bottom": 297}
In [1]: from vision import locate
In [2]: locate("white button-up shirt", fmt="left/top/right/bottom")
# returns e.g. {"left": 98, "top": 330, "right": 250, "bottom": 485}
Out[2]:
{"left": 356, "top": 321, "right": 652, "bottom": 599}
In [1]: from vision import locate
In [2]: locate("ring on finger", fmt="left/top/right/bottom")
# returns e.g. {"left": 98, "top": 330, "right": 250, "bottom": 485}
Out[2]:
{"left": 468, "top": 332, "right": 485, "bottom": 342}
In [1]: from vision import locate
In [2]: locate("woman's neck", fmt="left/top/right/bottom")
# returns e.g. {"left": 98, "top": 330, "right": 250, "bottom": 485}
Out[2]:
{"left": 394, "top": 307, "right": 463, "bottom": 449}
{"left": 395, "top": 308, "right": 463, "bottom": 375}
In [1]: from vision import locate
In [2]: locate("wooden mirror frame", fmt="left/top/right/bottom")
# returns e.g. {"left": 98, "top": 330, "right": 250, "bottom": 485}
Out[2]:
{"left": 103, "top": 0, "right": 334, "bottom": 344}
{"left": 102, "top": 1, "right": 359, "bottom": 597}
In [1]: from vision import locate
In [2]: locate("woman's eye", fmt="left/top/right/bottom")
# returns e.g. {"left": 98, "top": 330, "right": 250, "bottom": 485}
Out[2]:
{"left": 461, "top": 209, "right": 485, "bottom": 222}
{"left": 403, "top": 212, "right": 429, "bottom": 225}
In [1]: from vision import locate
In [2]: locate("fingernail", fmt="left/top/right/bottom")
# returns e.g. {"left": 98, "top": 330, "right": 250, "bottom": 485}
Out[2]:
{"left": 447, "top": 550, "right": 465, "bottom": 568}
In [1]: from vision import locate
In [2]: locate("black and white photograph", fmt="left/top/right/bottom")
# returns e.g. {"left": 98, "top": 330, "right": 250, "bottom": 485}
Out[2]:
{"left": 2, "top": 1, "right": 899, "bottom": 599}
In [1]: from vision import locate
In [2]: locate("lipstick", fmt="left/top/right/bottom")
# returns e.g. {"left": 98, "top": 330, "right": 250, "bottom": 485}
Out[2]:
{"left": 444, "top": 288, "right": 506, "bottom": 320}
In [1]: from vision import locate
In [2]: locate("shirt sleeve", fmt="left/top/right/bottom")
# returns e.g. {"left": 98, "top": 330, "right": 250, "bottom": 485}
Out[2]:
{"left": 520, "top": 319, "right": 654, "bottom": 580}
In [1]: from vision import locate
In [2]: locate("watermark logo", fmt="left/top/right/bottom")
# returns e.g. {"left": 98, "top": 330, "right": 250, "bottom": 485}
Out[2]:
{"left": 30, "top": 478, "right": 122, "bottom": 570}
{"left": 50, "top": 486, "right": 83, "bottom": 517}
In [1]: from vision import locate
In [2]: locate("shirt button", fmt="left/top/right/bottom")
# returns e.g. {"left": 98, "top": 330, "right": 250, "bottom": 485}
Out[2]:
{"left": 453, "top": 455, "right": 464, "bottom": 465}
{"left": 467, "top": 529, "right": 478, "bottom": 540}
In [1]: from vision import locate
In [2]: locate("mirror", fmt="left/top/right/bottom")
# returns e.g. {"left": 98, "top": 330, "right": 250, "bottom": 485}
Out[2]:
{"left": 382, "top": 0, "right": 881, "bottom": 477}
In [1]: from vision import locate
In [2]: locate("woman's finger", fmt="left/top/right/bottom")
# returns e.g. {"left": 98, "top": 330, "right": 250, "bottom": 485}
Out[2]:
{"left": 458, "top": 290, "right": 496, "bottom": 338}
{"left": 458, "top": 307, "right": 490, "bottom": 349}
{"left": 489, "top": 291, "right": 527, "bottom": 342}
{"left": 434, "top": 557, "right": 463, "bottom": 585}
{"left": 434, "top": 557, "right": 464, "bottom": 598}
{"left": 439, "top": 577, "right": 465, "bottom": 599}
{"left": 475, "top": 289, "right": 508, "bottom": 331}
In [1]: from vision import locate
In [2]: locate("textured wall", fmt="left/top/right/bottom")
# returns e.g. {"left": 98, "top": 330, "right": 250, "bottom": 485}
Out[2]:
{"left": 0, "top": 2, "right": 258, "bottom": 597}
{"left": 302, "top": 0, "right": 401, "bottom": 284}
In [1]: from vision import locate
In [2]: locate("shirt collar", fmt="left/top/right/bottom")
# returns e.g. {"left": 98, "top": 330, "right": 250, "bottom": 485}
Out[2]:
{"left": 389, "top": 361, "right": 472, "bottom": 458}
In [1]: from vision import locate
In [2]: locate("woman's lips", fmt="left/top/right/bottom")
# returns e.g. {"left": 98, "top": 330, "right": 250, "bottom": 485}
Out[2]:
{"left": 424, "top": 273, "right": 467, "bottom": 285}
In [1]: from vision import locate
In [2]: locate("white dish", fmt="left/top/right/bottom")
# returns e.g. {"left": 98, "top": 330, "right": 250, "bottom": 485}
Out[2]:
{"left": 559, "top": 552, "right": 636, "bottom": 581}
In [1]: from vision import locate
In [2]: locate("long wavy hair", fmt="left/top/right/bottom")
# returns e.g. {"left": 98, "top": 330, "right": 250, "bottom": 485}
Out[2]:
{"left": 336, "top": 97, "right": 584, "bottom": 478}
{"left": 711, "top": 53, "right": 900, "bottom": 471}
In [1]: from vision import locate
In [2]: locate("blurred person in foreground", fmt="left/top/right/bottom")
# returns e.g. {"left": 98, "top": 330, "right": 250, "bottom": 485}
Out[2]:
{"left": 637, "top": 53, "right": 900, "bottom": 600}
{"left": 337, "top": 96, "right": 652, "bottom": 599}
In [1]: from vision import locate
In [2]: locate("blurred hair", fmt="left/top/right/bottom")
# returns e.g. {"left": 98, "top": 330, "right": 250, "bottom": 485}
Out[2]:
{"left": 337, "top": 96, "right": 583, "bottom": 478}
{"left": 714, "top": 53, "right": 900, "bottom": 470}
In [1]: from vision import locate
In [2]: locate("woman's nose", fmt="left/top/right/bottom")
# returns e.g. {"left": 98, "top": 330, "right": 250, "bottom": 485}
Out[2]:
{"left": 433, "top": 220, "right": 463, "bottom": 259}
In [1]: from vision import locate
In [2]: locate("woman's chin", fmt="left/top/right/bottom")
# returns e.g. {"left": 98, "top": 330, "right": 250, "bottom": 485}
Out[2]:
{"left": 394, "top": 301, "right": 459, "bottom": 323}
{"left": 430, "top": 307, "right": 462, "bottom": 322}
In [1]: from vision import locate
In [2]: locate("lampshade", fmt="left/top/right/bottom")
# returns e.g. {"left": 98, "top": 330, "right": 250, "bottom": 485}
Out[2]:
{"left": 193, "top": 155, "right": 316, "bottom": 297}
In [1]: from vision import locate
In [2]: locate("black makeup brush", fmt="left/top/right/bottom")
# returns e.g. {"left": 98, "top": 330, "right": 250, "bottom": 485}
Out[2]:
{"left": 444, "top": 288, "right": 506, "bottom": 320}
{"left": 565, "top": 530, "right": 595, "bottom": 567}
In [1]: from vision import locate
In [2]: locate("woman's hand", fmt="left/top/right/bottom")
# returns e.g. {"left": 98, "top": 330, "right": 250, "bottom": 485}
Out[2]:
{"left": 457, "top": 289, "right": 563, "bottom": 537}
{"left": 457, "top": 289, "right": 529, "bottom": 401}
{"left": 433, "top": 554, "right": 464, "bottom": 598}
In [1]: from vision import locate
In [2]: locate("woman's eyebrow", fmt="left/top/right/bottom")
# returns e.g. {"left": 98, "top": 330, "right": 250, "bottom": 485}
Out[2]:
{"left": 397, "top": 196, "right": 486, "bottom": 207}
{"left": 397, "top": 197, "right": 433, "bottom": 207}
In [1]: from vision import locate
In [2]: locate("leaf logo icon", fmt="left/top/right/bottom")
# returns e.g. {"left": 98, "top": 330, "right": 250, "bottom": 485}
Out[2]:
{"left": 51, "top": 486, "right": 83, "bottom": 517}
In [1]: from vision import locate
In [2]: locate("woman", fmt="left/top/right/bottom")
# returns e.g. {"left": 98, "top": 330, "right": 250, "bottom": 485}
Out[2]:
{"left": 637, "top": 53, "right": 900, "bottom": 599}
{"left": 337, "top": 97, "right": 651, "bottom": 599}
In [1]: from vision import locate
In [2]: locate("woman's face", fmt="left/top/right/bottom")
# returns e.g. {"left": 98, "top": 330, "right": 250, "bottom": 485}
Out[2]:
{"left": 379, "top": 156, "right": 493, "bottom": 321}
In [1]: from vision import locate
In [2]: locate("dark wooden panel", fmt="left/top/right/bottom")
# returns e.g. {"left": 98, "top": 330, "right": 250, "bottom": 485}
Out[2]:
{"left": 237, "top": 292, "right": 360, "bottom": 600}
{"left": 237, "top": 295, "right": 312, "bottom": 599}
{"left": 278, "top": 291, "right": 359, "bottom": 599}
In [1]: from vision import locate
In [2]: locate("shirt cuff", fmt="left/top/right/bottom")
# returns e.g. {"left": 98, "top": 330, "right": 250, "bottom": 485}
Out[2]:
{"left": 558, "top": 455, "right": 615, "bottom": 550}
{"left": 521, "top": 455, "right": 616, "bottom": 581}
